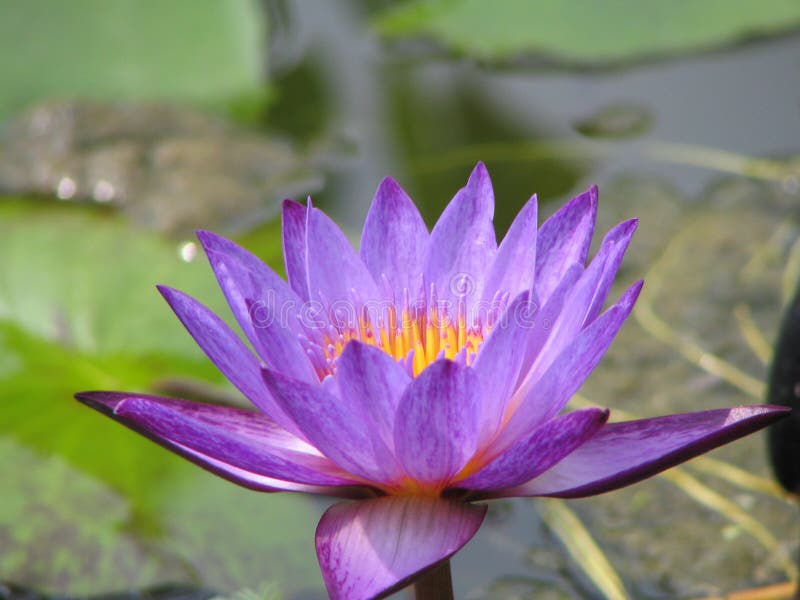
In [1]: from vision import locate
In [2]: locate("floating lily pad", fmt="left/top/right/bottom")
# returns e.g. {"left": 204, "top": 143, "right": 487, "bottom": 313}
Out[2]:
{"left": 0, "top": 0, "right": 266, "bottom": 120}
{"left": 374, "top": 0, "right": 800, "bottom": 66}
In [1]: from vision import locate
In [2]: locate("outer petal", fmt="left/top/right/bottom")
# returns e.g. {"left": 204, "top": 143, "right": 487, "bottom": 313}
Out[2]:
{"left": 394, "top": 360, "right": 481, "bottom": 485}
{"left": 336, "top": 341, "right": 411, "bottom": 451}
{"left": 423, "top": 162, "right": 496, "bottom": 313}
{"left": 490, "top": 405, "right": 790, "bottom": 499}
{"left": 535, "top": 186, "right": 597, "bottom": 304}
{"left": 498, "top": 280, "right": 642, "bottom": 450}
{"left": 75, "top": 391, "right": 361, "bottom": 491}
{"left": 156, "top": 285, "right": 302, "bottom": 437}
{"left": 316, "top": 496, "right": 487, "bottom": 600}
{"left": 196, "top": 230, "right": 317, "bottom": 383}
{"left": 458, "top": 408, "right": 608, "bottom": 491}
{"left": 282, "top": 199, "right": 311, "bottom": 301}
{"left": 360, "top": 177, "right": 428, "bottom": 300}
{"left": 262, "top": 369, "right": 404, "bottom": 484}
{"left": 307, "top": 207, "right": 380, "bottom": 306}
{"left": 481, "top": 195, "right": 538, "bottom": 303}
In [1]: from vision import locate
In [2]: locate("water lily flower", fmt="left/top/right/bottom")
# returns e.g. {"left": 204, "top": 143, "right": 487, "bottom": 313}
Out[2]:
{"left": 77, "top": 163, "right": 787, "bottom": 600}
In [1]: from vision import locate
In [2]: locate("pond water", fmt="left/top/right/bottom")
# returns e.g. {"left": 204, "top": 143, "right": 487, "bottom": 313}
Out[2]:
{"left": 1, "top": 1, "right": 799, "bottom": 599}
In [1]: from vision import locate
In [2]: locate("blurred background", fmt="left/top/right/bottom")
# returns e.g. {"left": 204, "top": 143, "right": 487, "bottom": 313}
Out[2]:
{"left": 1, "top": 1, "right": 799, "bottom": 598}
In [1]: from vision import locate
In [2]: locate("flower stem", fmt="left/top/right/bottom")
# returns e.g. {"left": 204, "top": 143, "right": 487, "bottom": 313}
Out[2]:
{"left": 413, "top": 560, "right": 453, "bottom": 600}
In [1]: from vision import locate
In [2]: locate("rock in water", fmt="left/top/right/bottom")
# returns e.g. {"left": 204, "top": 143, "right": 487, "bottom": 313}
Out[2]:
{"left": 0, "top": 100, "right": 324, "bottom": 235}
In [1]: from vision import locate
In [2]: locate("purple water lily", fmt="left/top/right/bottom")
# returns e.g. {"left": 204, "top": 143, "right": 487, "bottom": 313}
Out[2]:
{"left": 77, "top": 163, "right": 787, "bottom": 600}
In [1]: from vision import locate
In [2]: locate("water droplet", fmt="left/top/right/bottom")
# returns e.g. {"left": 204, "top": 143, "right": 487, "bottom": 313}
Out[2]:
{"left": 179, "top": 241, "right": 197, "bottom": 262}
{"left": 56, "top": 177, "right": 76, "bottom": 200}
{"left": 93, "top": 180, "right": 115, "bottom": 202}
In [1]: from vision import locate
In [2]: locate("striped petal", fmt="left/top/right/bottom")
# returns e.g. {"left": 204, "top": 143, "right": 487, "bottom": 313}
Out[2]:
{"left": 282, "top": 198, "right": 311, "bottom": 301}
{"left": 75, "top": 391, "right": 361, "bottom": 492}
{"left": 196, "top": 230, "right": 317, "bottom": 383}
{"left": 316, "top": 496, "right": 486, "bottom": 600}
{"left": 262, "top": 369, "right": 404, "bottom": 484}
{"left": 156, "top": 285, "right": 301, "bottom": 437}
{"left": 423, "top": 162, "right": 496, "bottom": 312}
{"left": 307, "top": 207, "right": 380, "bottom": 307}
{"left": 497, "top": 281, "right": 642, "bottom": 450}
{"left": 394, "top": 360, "right": 481, "bottom": 486}
{"left": 481, "top": 195, "right": 538, "bottom": 303}
{"left": 535, "top": 187, "right": 597, "bottom": 304}
{"left": 490, "top": 405, "right": 790, "bottom": 499}
{"left": 360, "top": 177, "right": 429, "bottom": 300}
{"left": 459, "top": 408, "right": 608, "bottom": 491}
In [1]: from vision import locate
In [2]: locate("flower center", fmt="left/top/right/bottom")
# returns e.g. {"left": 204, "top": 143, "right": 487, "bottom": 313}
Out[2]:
{"left": 330, "top": 304, "right": 485, "bottom": 378}
{"left": 304, "top": 288, "right": 508, "bottom": 380}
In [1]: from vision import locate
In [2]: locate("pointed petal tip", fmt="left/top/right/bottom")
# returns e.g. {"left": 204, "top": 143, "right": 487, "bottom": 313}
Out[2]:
{"left": 75, "top": 391, "right": 130, "bottom": 415}
{"left": 467, "top": 161, "right": 491, "bottom": 186}
{"left": 377, "top": 175, "right": 402, "bottom": 191}
{"left": 282, "top": 197, "right": 302, "bottom": 211}
{"left": 194, "top": 229, "right": 217, "bottom": 246}
{"left": 624, "top": 279, "right": 645, "bottom": 304}
{"left": 156, "top": 283, "right": 183, "bottom": 304}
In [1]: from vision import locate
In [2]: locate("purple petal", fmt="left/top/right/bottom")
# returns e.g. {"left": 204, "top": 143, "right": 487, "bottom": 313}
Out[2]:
{"left": 582, "top": 219, "right": 638, "bottom": 325}
{"left": 470, "top": 291, "right": 537, "bottom": 446}
{"left": 262, "top": 369, "right": 404, "bottom": 484}
{"left": 316, "top": 496, "right": 487, "bottom": 600}
{"left": 535, "top": 187, "right": 597, "bottom": 304}
{"left": 497, "top": 281, "right": 642, "bottom": 450}
{"left": 360, "top": 177, "right": 429, "bottom": 300}
{"left": 394, "top": 360, "right": 481, "bottom": 486}
{"left": 458, "top": 408, "right": 608, "bottom": 491}
{"left": 520, "top": 263, "right": 583, "bottom": 376}
{"left": 423, "top": 162, "right": 496, "bottom": 312}
{"left": 481, "top": 195, "right": 538, "bottom": 303}
{"left": 156, "top": 285, "right": 302, "bottom": 437}
{"left": 491, "top": 405, "right": 790, "bottom": 499}
{"left": 306, "top": 207, "right": 380, "bottom": 305}
{"left": 282, "top": 199, "right": 311, "bottom": 301}
{"left": 336, "top": 341, "right": 412, "bottom": 451}
{"left": 75, "top": 391, "right": 362, "bottom": 491}
{"left": 196, "top": 230, "right": 317, "bottom": 383}
{"left": 522, "top": 220, "right": 638, "bottom": 385}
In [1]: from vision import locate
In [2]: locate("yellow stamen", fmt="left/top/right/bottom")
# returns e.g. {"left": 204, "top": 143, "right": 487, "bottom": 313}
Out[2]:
{"left": 318, "top": 301, "right": 490, "bottom": 378}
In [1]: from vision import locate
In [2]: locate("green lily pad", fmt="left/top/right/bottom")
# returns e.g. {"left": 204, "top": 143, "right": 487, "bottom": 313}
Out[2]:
{"left": 374, "top": 0, "right": 800, "bottom": 65}
{"left": 0, "top": 198, "right": 232, "bottom": 357}
{"left": 0, "top": 0, "right": 266, "bottom": 120}
{"left": 0, "top": 197, "right": 287, "bottom": 489}
{"left": 0, "top": 436, "right": 321, "bottom": 595}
